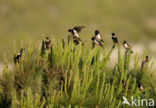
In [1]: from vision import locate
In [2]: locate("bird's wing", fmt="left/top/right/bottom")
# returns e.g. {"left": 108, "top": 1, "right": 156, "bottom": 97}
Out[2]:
{"left": 74, "top": 26, "right": 85, "bottom": 33}
{"left": 91, "top": 36, "right": 95, "bottom": 40}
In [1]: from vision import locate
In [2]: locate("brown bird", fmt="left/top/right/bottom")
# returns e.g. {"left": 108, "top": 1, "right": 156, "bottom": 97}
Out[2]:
{"left": 14, "top": 48, "right": 23, "bottom": 63}
{"left": 68, "top": 26, "right": 85, "bottom": 41}
{"left": 138, "top": 83, "right": 144, "bottom": 91}
{"left": 112, "top": 33, "right": 118, "bottom": 44}
{"left": 45, "top": 37, "right": 51, "bottom": 50}
{"left": 123, "top": 40, "right": 133, "bottom": 53}
{"left": 141, "top": 56, "right": 149, "bottom": 70}
{"left": 122, "top": 80, "right": 126, "bottom": 88}
{"left": 95, "top": 30, "right": 104, "bottom": 43}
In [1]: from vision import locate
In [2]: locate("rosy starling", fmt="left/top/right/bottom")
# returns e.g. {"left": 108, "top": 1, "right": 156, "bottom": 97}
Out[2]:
{"left": 95, "top": 30, "right": 104, "bottom": 43}
{"left": 123, "top": 40, "right": 133, "bottom": 53}
{"left": 45, "top": 37, "right": 51, "bottom": 50}
{"left": 122, "top": 80, "right": 126, "bottom": 88}
{"left": 68, "top": 26, "right": 85, "bottom": 41}
{"left": 141, "top": 56, "right": 149, "bottom": 70}
{"left": 112, "top": 33, "right": 118, "bottom": 44}
{"left": 91, "top": 36, "right": 103, "bottom": 48}
{"left": 14, "top": 48, "right": 23, "bottom": 63}
{"left": 138, "top": 83, "right": 144, "bottom": 91}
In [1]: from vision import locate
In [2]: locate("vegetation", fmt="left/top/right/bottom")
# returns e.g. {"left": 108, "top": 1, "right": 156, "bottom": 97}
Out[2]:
{"left": 0, "top": 37, "right": 155, "bottom": 108}
{"left": 1, "top": 0, "right": 156, "bottom": 60}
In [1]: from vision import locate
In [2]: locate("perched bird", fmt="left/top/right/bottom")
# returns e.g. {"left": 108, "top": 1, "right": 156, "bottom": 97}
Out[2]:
{"left": 91, "top": 36, "right": 103, "bottom": 48}
{"left": 112, "top": 33, "right": 118, "bottom": 44}
{"left": 138, "top": 83, "right": 144, "bottom": 91}
{"left": 14, "top": 48, "right": 23, "bottom": 63}
{"left": 122, "top": 80, "right": 126, "bottom": 88}
{"left": 123, "top": 40, "right": 133, "bottom": 53}
{"left": 45, "top": 37, "right": 51, "bottom": 49}
{"left": 94, "top": 30, "right": 104, "bottom": 43}
{"left": 141, "top": 56, "right": 149, "bottom": 70}
{"left": 68, "top": 26, "right": 85, "bottom": 41}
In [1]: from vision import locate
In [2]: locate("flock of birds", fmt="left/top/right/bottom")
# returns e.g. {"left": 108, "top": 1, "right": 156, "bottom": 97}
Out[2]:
{"left": 13, "top": 26, "right": 150, "bottom": 91}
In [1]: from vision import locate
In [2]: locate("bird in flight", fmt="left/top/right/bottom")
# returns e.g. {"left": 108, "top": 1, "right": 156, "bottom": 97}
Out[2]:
{"left": 141, "top": 56, "right": 149, "bottom": 70}
{"left": 112, "top": 33, "right": 118, "bottom": 44}
{"left": 14, "top": 48, "right": 23, "bottom": 63}
{"left": 68, "top": 26, "right": 85, "bottom": 42}
{"left": 45, "top": 37, "right": 51, "bottom": 50}
{"left": 123, "top": 40, "right": 133, "bottom": 53}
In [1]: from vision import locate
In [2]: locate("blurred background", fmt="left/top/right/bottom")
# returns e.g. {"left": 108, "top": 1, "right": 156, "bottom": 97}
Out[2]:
{"left": 0, "top": 0, "right": 156, "bottom": 64}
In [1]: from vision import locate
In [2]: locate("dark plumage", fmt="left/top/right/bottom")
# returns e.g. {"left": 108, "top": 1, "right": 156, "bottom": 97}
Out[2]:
{"left": 73, "top": 39, "right": 80, "bottom": 45}
{"left": 73, "top": 26, "right": 85, "bottom": 33}
{"left": 141, "top": 56, "right": 149, "bottom": 70}
{"left": 45, "top": 37, "right": 51, "bottom": 49}
{"left": 123, "top": 40, "right": 133, "bottom": 53}
{"left": 95, "top": 30, "right": 104, "bottom": 43}
{"left": 122, "top": 80, "right": 126, "bottom": 88}
{"left": 14, "top": 48, "right": 23, "bottom": 63}
{"left": 68, "top": 26, "right": 85, "bottom": 41}
{"left": 91, "top": 36, "right": 103, "bottom": 48}
{"left": 138, "top": 83, "right": 144, "bottom": 91}
{"left": 112, "top": 33, "right": 118, "bottom": 44}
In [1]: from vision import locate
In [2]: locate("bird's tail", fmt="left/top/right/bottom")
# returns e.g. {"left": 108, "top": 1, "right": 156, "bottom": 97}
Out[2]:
{"left": 101, "top": 39, "right": 104, "bottom": 43}
{"left": 77, "top": 37, "right": 82, "bottom": 41}
{"left": 99, "top": 41, "right": 103, "bottom": 48}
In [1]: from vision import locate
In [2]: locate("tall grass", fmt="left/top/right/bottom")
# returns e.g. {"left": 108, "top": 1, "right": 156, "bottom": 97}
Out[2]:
{"left": 0, "top": 38, "right": 155, "bottom": 108}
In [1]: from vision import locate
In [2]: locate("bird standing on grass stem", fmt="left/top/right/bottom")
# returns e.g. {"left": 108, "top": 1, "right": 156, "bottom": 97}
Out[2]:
{"left": 68, "top": 26, "right": 85, "bottom": 45}
{"left": 138, "top": 83, "right": 144, "bottom": 91}
{"left": 112, "top": 33, "right": 118, "bottom": 43}
{"left": 14, "top": 48, "right": 23, "bottom": 63}
{"left": 45, "top": 37, "right": 51, "bottom": 50}
{"left": 141, "top": 56, "right": 149, "bottom": 70}
{"left": 91, "top": 30, "right": 104, "bottom": 48}
{"left": 95, "top": 30, "right": 104, "bottom": 43}
{"left": 123, "top": 40, "right": 133, "bottom": 53}
{"left": 122, "top": 80, "right": 126, "bottom": 88}
{"left": 112, "top": 33, "right": 118, "bottom": 48}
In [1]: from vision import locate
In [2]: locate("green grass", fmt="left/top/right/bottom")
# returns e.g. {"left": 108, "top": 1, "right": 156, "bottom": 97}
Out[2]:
{"left": 0, "top": 0, "right": 156, "bottom": 60}
{"left": 0, "top": 38, "right": 155, "bottom": 107}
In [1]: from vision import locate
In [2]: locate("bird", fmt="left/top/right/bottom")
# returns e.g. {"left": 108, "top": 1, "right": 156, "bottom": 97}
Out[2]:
{"left": 122, "top": 80, "right": 126, "bottom": 88}
{"left": 141, "top": 56, "right": 149, "bottom": 70}
{"left": 45, "top": 37, "right": 51, "bottom": 50}
{"left": 94, "top": 30, "right": 104, "bottom": 43}
{"left": 138, "top": 83, "right": 144, "bottom": 91}
{"left": 14, "top": 48, "right": 23, "bottom": 63}
{"left": 68, "top": 26, "right": 85, "bottom": 41}
{"left": 112, "top": 33, "right": 118, "bottom": 44}
{"left": 91, "top": 36, "right": 103, "bottom": 48}
{"left": 123, "top": 40, "right": 133, "bottom": 53}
